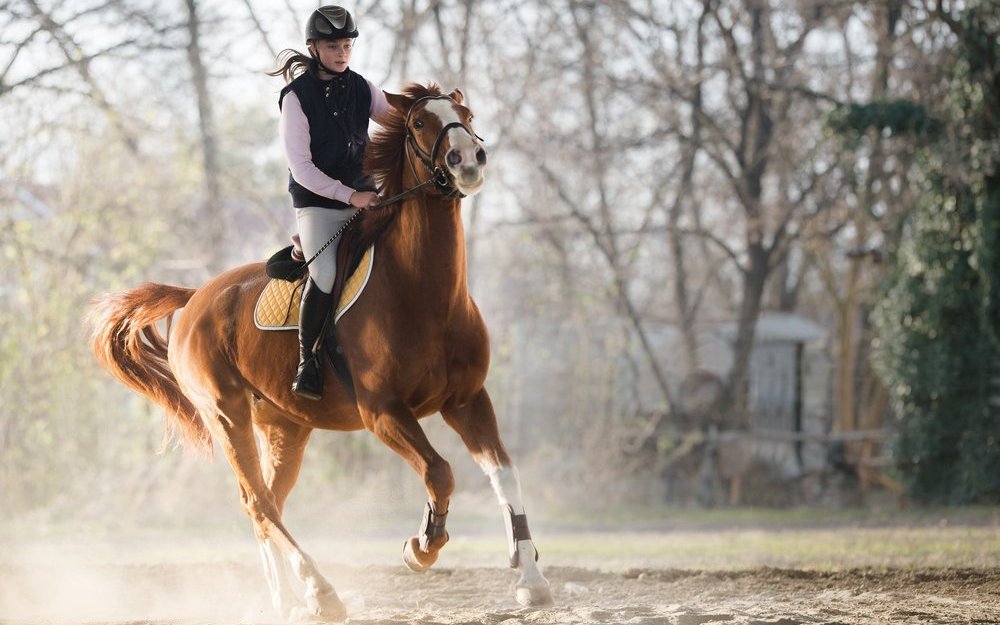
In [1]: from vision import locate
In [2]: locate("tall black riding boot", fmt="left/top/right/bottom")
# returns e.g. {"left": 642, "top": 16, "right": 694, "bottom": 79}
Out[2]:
{"left": 292, "top": 278, "right": 335, "bottom": 400}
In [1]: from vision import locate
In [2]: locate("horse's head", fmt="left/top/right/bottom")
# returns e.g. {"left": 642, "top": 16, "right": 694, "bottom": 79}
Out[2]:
{"left": 386, "top": 87, "right": 487, "bottom": 198}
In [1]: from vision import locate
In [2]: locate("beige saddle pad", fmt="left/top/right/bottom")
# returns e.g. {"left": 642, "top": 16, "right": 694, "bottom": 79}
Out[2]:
{"left": 254, "top": 246, "right": 374, "bottom": 330}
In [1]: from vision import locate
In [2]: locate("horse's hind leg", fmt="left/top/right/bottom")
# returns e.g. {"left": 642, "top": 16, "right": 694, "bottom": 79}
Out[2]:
{"left": 205, "top": 392, "right": 345, "bottom": 621}
{"left": 253, "top": 403, "right": 313, "bottom": 620}
{"left": 359, "top": 399, "right": 454, "bottom": 571}
{"left": 442, "top": 388, "right": 553, "bottom": 606}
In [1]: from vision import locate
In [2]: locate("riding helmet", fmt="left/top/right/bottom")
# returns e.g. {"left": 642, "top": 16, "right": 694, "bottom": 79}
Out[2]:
{"left": 306, "top": 6, "right": 358, "bottom": 41}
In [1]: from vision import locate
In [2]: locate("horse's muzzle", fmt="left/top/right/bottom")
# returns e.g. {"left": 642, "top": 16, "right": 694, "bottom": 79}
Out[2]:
{"left": 442, "top": 127, "right": 486, "bottom": 196}
{"left": 454, "top": 163, "right": 485, "bottom": 195}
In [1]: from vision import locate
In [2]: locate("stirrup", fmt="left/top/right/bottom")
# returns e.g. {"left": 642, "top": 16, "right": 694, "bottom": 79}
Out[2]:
{"left": 292, "top": 354, "right": 323, "bottom": 400}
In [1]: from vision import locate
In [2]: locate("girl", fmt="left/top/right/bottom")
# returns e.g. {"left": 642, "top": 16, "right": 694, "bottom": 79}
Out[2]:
{"left": 270, "top": 5, "right": 389, "bottom": 400}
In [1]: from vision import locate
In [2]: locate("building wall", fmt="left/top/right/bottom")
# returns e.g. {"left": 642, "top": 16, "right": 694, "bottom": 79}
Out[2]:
{"left": 492, "top": 317, "right": 833, "bottom": 479}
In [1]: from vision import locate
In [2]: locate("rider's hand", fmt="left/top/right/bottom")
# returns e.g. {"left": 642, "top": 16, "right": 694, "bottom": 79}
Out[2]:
{"left": 349, "top": 191, "right": 381, "bottom": 208}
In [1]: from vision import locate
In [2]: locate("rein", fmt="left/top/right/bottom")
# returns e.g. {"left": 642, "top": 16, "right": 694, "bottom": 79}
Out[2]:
{"left": 302, "top": 99, "right": 467, "bottom": 270}
{"left": 405, "top": 95, "right": 482, "bottom": 200}
{"left": 301, "top": 172, "right": 441, "bottom": 270}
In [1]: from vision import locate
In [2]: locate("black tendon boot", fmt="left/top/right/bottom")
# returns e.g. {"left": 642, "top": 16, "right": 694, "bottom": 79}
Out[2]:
{"left": 292, "top": 278, "right": 335, "bottom": 400}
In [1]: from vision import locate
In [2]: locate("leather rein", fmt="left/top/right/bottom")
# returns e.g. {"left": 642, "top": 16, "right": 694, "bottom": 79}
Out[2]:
{"left": 402, "top": 94, "right": 483, "bottom": 201}
{"left": 302, "top": 95, "right": 481, "bottom": 270}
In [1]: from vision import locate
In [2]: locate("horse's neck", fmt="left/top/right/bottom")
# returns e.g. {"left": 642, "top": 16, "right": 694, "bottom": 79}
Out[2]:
{"left": 385, "top": 195, "right": 469, "bottom": 303}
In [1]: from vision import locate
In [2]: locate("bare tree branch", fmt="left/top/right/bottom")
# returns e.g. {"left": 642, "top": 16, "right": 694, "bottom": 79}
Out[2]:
{"left": 240, "top": 0, "right": 277, "bottom": 59}
{"left": 21, "top": 0, "right": 140, "bottom": 152}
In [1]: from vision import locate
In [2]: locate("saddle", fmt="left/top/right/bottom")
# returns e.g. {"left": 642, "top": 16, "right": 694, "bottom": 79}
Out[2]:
{"left": 256, "top": 240, "right": 375, "bottom": 398}
{"left": 256, "top": 245, "right": 374, "bottom": 329}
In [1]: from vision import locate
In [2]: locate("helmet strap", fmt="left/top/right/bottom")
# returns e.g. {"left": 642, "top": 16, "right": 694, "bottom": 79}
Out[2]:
{"left": 306, "top": 43, "right": 341, "bottom": 77}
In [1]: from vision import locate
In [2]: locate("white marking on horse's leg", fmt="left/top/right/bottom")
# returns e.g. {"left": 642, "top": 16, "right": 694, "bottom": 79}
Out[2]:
{"left": 266, "top": 531, "right": 335, "bottom": 602}
{"left": 258, "top": 538, "right": 298, "bottom": 619}
{"left": 247, "top": 508, "right": 342, "bottom": 618}
{"left": 482, "top": 463, "right": 539, "bottom": 567}
{"left": 480, "top": 461, "right": 524, "bottom": 510}
{"left": 479, "top": 460, "right": 552, "bottom": 606}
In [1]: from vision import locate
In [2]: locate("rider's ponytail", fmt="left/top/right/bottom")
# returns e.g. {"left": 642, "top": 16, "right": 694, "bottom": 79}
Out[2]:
{"left": 268, "top": 48, "right": 312, "bottom": 83}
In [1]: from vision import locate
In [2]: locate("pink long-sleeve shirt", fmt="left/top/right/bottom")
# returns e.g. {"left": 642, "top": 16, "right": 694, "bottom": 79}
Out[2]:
{"left": 279, "top": 78, "right": 391, "bottom": 205}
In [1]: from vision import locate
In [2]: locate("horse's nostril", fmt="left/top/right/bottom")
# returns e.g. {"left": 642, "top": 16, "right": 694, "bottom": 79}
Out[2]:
{"left": 476, "top": 147, "right": 487, "bottom": 165}
{"left": 446, "top": 150, "right": 462, "bottom": 166}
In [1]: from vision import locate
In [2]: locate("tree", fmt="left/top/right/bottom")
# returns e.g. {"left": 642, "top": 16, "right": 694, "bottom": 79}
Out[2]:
{"left": 183, "top": 0, "right": 225, "bottom": 274}
{"left": 0, "top": 0, "right": 293, "bottom": 518}
{"left": 872, "top": 0, "right": 1000, "bottom": 503}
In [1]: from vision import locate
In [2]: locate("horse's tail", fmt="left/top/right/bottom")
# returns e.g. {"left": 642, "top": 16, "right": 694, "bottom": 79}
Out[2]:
{"left": 89, "top": 283, "right": 212, "bottom": 454}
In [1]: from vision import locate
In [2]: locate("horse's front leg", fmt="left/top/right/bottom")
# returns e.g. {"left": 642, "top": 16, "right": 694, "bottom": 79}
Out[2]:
{"left": 442, "top": 389, "right": 553, "bottom": 607}
{"left": 254, "top": 414, "right": 312, "bottom": 619}
{"left": 360, "top": 399, "right": 454, "bottom": 571}
{"left": 203, "top": 393, "right": 345, "bottom": 622}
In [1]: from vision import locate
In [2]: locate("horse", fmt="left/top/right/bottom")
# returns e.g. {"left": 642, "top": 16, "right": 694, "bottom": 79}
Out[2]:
{"left": 89, "top": 82, "right": 553, "bottom": 621}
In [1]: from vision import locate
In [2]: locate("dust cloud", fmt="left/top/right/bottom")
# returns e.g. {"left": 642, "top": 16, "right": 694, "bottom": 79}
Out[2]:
{"left": 3, "top": 428, "right": 998, "bottom": 625}
{"left": 0, "top": 481, "right": 511, "bottom": 625}
{"left": 0, "top": 541, "right": 271, "bottom": 624}
{"left": 4, "top": 543, "right": 1000, "bottom": 625}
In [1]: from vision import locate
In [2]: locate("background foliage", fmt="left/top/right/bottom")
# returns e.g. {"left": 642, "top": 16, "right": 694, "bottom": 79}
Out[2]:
{"left": 1, "top": 0, "right": 998, "bottom": 527}
{"left": 872, "top": 2, "right": 1000, "bottom": 503}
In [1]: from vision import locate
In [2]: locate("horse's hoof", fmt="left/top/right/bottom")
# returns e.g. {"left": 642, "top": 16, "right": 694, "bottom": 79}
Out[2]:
{"left": 300, "top": 590, "right": 348, "bottom": 622}
{"left": 516, "top": 583, "right": 554, "bottom": 607}
{"left": 402, "top": 536, "right": 438, "bottom": 572}
{"left": 273, "top": 592, "right": 299, "bottom": 622}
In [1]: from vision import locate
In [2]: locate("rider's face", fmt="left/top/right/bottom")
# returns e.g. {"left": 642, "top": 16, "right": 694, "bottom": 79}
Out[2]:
{"left": 312, "top": 38, "right": 353, "bottom": 73}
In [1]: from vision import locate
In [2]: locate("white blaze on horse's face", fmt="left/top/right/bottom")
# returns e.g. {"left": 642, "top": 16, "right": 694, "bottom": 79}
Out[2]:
{"left": 424, "top": 98, "right": 486, "bottom": 196}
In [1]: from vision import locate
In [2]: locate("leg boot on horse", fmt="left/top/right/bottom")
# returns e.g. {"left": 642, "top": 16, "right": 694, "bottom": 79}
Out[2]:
{"left": 90, "top": 83, "right": 555, "bottom": 618}
{"left": 292, "top": 277, "right": 333, "bottom": 400}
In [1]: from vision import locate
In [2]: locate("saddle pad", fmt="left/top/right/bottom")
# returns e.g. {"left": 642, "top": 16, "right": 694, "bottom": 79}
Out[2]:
{"left": 254, "top": 245, "right": 374, "bottom": 330}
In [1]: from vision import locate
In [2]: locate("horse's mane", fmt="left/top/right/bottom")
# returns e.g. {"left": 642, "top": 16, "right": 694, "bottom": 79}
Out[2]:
{"left": 367, "top": 82, "right": 444, "bottom": 201}
{"left": 346, "top": 82, "right": 445, "bottom": 253}
{"left": 335, "top": 82, "right": 444, "bottom": 285}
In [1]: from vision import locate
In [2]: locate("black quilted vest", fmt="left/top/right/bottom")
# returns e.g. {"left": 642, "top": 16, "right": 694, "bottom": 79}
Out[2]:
{"left": 279, "top": 60, "right": 372, "bottom": 209}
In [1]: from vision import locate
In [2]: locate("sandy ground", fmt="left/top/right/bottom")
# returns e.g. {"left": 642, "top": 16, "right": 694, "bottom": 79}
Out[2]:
{"left": 1, "top": 529, "right": 998, "bottom": 625}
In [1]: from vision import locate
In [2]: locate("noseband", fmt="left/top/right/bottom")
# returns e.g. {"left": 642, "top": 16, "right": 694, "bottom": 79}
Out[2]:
{"left": 299, "top": 96, "right": 482, "bottom": 271}
{"left": 404, "top": 95, "right": 483, "bottom": 198}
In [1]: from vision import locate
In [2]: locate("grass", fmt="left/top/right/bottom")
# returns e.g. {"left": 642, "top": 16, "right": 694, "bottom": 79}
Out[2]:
{"left": 3, "top": 504, "right": 996, "bottom": 573}
{"left": 528, "top": 501, "right": 1000, "bottom": 531}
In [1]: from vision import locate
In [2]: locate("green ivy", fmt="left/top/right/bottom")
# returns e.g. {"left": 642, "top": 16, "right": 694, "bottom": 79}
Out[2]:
{"left": 871, "top": 3, "right": 1000, "bottom": 503}
{"left": 825, "top": 100, "right": 944, "bottom": 146}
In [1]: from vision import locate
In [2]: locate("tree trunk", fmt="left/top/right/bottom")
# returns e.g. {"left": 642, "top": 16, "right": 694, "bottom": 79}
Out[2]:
{"left": 722, "top": 1, "right": 773, "bottom": 428}
{"left": 185, "top": 0, "right": 225, "bottom": 274}
{"left": 669, "top": 3, "right": 707, "bottom": 376}
{"left": 836, "top": 1, "right": 900, "bottom": 435}
{"left": 726, "top": 243, "right": 769, "bottom": 427}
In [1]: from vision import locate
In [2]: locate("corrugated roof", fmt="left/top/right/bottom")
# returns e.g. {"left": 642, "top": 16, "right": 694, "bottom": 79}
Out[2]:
{"left": 711, "top": 313, "right": 827, "bottom": 343}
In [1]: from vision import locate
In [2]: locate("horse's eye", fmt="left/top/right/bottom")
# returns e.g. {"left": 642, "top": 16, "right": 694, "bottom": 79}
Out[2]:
{"left": 413, "top": 119, "right": 424, "bottom": 129}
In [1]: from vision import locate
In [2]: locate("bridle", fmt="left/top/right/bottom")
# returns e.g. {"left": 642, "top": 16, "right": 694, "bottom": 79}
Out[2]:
{"left": 301, "top": 94, "right": 483, "bottom": 271}
{"left": 402, "top": 94, "right": 484, "bottom": 200}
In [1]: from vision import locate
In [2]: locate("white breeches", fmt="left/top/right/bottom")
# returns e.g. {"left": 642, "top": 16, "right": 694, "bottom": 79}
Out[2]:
{"left": 295, "top": 206, "right": 360, "bottom": 293}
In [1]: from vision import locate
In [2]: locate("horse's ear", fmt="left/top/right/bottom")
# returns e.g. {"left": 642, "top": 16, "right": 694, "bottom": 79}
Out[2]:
{"left": 448, "top": 88, "right": 465, "bottom": 104}
{"left": 384, "top": 91, "right": 413, "bottom": 113}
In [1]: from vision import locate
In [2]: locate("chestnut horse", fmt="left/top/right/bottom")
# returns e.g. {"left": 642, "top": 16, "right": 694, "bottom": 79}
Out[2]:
{"left": 90, "top": 83, "right": 552, "bottom": 621}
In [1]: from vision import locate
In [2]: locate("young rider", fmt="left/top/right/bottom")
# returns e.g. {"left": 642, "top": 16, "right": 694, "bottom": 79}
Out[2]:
{"left": 270, "top": 5, "right": 389, "bottom": 400}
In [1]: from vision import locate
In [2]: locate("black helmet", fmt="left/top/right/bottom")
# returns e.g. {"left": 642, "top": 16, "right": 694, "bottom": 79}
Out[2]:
{"left": 306, "top": 6, "right": 358, "bottom": 41}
